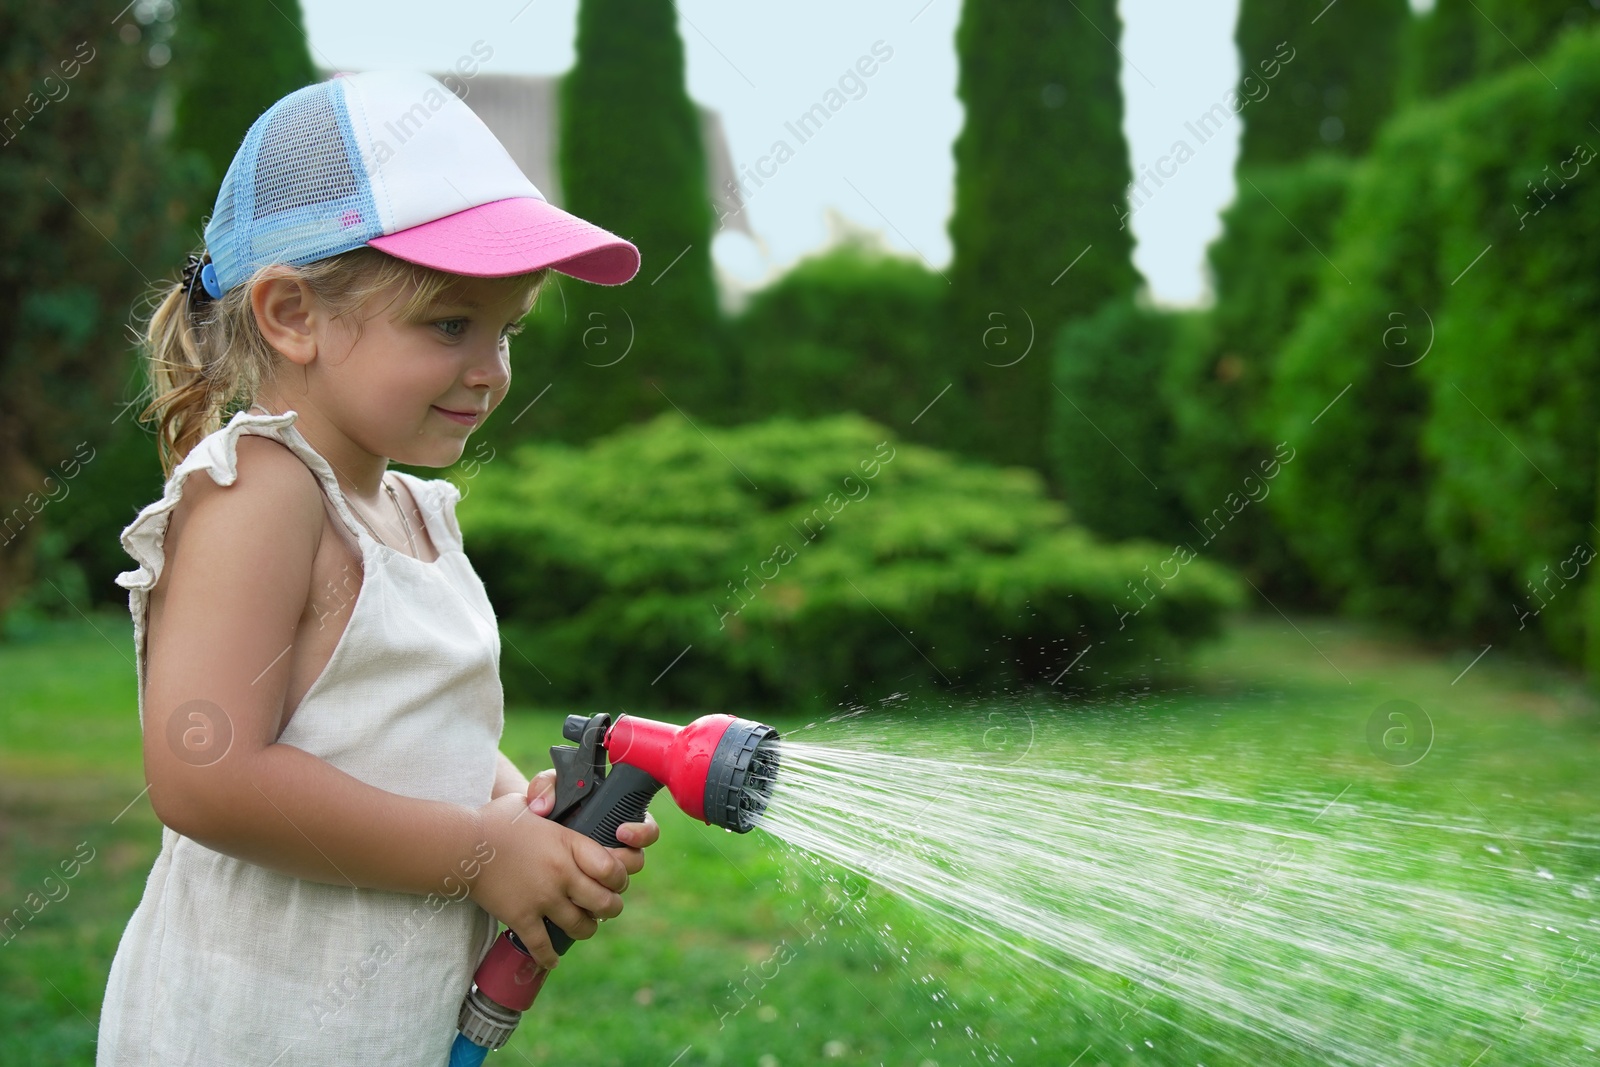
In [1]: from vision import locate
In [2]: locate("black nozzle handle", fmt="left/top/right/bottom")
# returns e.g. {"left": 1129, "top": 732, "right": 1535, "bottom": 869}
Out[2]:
{"left": 542, "top": 762, "right": 664, "bottom": 955}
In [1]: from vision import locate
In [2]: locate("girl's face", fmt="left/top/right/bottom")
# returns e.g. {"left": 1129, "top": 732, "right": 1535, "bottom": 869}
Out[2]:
{"left": 308, "top": 274, "right": 535, "bottom": 469}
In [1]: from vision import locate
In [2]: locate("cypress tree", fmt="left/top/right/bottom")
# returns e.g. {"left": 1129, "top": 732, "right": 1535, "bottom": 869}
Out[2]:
{"left": 1400, "top": 0, "right": 1597, "bottom": 101}
{"left": 1467, "top": 0, "right": 1597, "bottom": 76}
{"left": 946, "top": 0, "right": 1139, "bottom": 470}
{"left": 1397, "top": 0, "right": 1479, "bottom": 101}
{"left": 1160, "top": 0, "right": 1406, "bottom": 598}
{"left": 517, "top": 0, "right": 733, "bottom": 444}
{"left": 173, "top": 0, "right": 317, "bottom": 220}
{"left": 1235, "top": 0, "right": 1409, "bottom": 166}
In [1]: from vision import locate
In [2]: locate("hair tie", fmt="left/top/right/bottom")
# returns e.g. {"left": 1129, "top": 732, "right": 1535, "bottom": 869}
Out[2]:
{"left": 181, "top": 252, "right": 221, "bottom": 309}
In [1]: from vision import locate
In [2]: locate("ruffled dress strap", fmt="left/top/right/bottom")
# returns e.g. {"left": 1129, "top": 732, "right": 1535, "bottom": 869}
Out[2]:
{"left": 388, "top": 470, "right": 467, "bottom": 558}
{"left": 116, "top": 408, "right": 371, "bottom": 597}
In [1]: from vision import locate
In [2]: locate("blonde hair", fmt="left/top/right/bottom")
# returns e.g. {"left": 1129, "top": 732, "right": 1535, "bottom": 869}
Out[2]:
{"left": 136, "top": 247, "right": 551, "bottom": 478}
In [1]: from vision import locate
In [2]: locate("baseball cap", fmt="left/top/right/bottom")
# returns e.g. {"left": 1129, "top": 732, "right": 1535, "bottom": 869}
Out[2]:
{"left": 197, "top": 69, "right": 640, "bottom": 298}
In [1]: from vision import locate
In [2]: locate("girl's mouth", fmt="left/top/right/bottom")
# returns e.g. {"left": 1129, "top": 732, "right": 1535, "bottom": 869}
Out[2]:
{"left": 432, "top": 406, "right": 481, "bottom": 426}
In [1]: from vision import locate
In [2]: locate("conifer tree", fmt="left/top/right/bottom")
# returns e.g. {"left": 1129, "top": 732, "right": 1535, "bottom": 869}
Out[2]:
{"left": 946, "top": 0, "right": 1139, "bottom": 470}
{"left": 1162, "top": 0, "right": 1407, "bottom": 597}
{"left": 520, "top": 0, "right": 734, "bottom": 443}
{"left": 174, "top": 0, "right": 317, "bottom": 217}
{"left": 1235, "top": 0, "right": 1408, "bottom": 166}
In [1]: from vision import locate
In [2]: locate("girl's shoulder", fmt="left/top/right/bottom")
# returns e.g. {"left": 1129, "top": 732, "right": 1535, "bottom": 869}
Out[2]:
{"left": 117, "top": 410, "right": 321, "bottom": 596}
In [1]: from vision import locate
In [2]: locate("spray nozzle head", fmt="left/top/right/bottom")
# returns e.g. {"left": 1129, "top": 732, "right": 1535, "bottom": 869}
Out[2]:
{"left": 704, "top": 717, "right": 782, "bottom": 832}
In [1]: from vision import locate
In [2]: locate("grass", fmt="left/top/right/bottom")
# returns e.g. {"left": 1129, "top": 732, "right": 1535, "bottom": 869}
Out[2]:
{"left": 1, "top": 610, "right": 1596, "bottom": 1065}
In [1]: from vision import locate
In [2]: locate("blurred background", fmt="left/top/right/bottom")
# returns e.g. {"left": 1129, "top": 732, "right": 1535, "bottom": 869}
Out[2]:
{"left": 3, "top": 1, "right": 1598, "bottom": 1064}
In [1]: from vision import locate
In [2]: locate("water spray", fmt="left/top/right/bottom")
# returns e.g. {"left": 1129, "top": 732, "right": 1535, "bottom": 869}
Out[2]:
{"left": 447, "top": 712, "right": 780, "bottom": 1064}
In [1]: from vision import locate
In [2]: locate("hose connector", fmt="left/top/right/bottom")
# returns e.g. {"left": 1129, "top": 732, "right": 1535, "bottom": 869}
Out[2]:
{"left": 456, "top": 986, "right": 527, "bottom": 1051}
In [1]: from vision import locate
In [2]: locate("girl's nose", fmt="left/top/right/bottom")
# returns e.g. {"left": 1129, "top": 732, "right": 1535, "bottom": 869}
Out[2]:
{"left": 463, "top": 343, "right": 511, "bottom": 393}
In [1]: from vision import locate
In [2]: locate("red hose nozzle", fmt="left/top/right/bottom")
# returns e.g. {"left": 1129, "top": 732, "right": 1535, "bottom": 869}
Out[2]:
{"left": 601, "top": 713, "right": 777, "bottom": 827}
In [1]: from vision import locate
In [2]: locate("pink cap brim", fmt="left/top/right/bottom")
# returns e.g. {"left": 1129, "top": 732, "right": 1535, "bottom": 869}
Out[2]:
{"left": 366, "top": 197, "right": 640, "bottom": 285}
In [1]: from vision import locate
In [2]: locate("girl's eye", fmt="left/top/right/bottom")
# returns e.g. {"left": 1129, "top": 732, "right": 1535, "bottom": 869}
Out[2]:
{"left": 435, "top": 318, "right": 468, "bottom": 340}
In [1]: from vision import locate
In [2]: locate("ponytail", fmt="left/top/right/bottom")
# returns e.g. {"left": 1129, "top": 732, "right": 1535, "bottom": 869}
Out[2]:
{"left": 135, "top": 248, "right": 552, "bottom": 479}
{"left": 140, "top": 276, "right": 241, "bottom": 478}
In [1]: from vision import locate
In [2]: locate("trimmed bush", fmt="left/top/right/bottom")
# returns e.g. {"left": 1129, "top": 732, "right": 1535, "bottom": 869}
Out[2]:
{"left": 1265, "top": 105, "right": 1454, "bottom": 630}
{"left": 1050, "top": 298, "right": 1193, "bottom": 545}
{"left": 458, "top": 414, "right": 1242, "bottom": 710}
{"left": 729, "top": 235, "right": 954, "bottom": 438}
{"left": 1412, "top": 28, "right": 1600, "bottom": 661}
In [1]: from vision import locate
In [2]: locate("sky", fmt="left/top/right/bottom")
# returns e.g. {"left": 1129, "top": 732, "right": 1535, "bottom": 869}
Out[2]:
{"left": 299, "top": 0, "right": 1282, "bottom": 308}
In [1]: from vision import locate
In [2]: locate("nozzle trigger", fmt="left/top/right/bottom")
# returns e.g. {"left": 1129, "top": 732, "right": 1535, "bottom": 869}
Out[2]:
{"left": 548, "top": 712, "right": 611, "bottom": 822}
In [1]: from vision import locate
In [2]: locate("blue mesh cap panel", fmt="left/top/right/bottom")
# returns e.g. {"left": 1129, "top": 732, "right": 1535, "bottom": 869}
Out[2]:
{"left": 205, "top": 80, "right": 383, "bottom": 293}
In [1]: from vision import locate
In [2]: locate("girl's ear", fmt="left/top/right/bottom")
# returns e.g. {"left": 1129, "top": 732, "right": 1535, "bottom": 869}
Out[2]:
{"left": 251, "top": 274, "right": 321, "bottom": 367}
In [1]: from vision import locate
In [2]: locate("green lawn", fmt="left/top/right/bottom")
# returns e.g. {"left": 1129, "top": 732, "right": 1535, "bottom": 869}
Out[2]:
{"left": 1, "top": 611, "right": 1596, "bottom": 1065}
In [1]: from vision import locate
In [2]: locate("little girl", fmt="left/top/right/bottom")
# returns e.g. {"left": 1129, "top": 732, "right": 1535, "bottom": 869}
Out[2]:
{"left": 98, "top": 70, "right": 657, "bottom": 1065}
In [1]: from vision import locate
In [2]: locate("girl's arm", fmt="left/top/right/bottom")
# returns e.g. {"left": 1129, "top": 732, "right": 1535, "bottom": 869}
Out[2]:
{"left": 492, "top": 750, "right": 530, "bottom": 800}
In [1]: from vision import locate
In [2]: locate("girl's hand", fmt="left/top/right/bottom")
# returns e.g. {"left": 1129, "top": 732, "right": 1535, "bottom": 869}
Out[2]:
{"left": 469, "top": 791, "right": 627, "bottom": 970}
{"left": 526, "top": 768, "right": 661, "bottom": 871}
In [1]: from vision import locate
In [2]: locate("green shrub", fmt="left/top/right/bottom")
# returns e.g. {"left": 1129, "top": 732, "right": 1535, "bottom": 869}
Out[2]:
{"left": 1049, "top": 298, "right": 1192, "bottom": 545}
{"left": 728, "top": 236, "right": 954, "bottom": 437}
{"left": 458, "top": 414, "right": 1243, "bottom": 710}
{"left": 1411, "top": 28, "right": 1600, "bottom": 661}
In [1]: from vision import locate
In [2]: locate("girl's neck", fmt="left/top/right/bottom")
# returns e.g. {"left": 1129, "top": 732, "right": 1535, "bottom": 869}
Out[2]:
{"left": 250, "top": 394, "right": 389, "bottom": 501}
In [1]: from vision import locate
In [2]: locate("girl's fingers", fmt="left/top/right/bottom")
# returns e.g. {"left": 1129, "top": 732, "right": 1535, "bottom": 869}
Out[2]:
{"left": 548, "top": 901, "right": 600, "bottom": 942}
{"left": 571, "top": 836, "right": 629, "bottom": 891}
{"left": 569, "top": 880, "right": 624, "bottom": 921}
{"left": 609, "top": 845, "right": 646, "bottom": 876}
{"left": 616, "top": 814, "right": 660, "bottom": 848}
{"left": 526, "top": 769, "right": 557, "bottom": 816}
{"left": 516, "top": 923, "right": 561, "bottom": 970}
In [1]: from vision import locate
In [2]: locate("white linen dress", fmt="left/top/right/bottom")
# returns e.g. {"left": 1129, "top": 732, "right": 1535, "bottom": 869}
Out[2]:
{"left": 97, "top": 408, "right": 505, "bottom": 1066}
